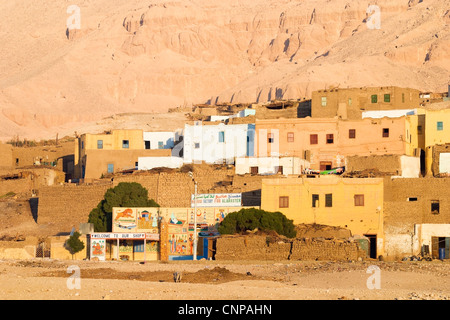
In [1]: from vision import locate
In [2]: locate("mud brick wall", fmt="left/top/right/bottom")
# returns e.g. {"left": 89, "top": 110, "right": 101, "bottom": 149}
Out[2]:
{"left": 37, "top": 184, "right": 112, "bottom": 234}
{"left": 432, "top": 144, "right": 450, "bottom": 176}
{"left": 289, "top": 239, "right": 361, "bottom": 261}
{"left": 215, "top": 235, "right": 362, "bottom": 261}
{"left": 113, "top": 166, "right": 255, "bottom": 207}
{"left": 0, "top": 178, "right": 32, "bottom": 197}
{"left": 383, "top": 177, "right": 450, "bottom": 259}
{"left": 346, "top": 155, "right": 400, "bottom": 173}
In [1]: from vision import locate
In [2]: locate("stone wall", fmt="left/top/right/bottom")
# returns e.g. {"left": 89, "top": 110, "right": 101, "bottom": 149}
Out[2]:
{"left": 214, "top": 235, "right": 364, "bottom": 261}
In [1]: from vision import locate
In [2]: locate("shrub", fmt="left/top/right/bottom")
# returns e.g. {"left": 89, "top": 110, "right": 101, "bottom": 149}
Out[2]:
{"left": 88, "top": 182, "right": 159, "bottom": 232}
{"left": 218, "top": 208, "right": 296, "bottom": 238}
{"left": 66, "top": 231, "right": 85, "bottom": 259}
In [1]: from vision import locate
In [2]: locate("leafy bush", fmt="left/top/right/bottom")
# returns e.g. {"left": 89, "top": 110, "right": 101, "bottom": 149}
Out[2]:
{"left": 66, "top": 231, "right": 85, "bottom": 259}
{"left": 218, "top": 208, "right": 296, "bottom": 238}
{"left": 88, "top": 182, "right": 159, "bottom": 232}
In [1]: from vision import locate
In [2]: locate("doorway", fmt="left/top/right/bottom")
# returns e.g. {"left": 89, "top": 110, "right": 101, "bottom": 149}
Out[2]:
{"left": 320, "top": 161, "right": 332, "bottom": 171}
{"left": 364, "top": 234, "right": 377, "bottom": 259}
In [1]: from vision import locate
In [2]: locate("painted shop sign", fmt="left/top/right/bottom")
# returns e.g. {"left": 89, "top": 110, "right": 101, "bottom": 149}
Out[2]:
{"left": 90, "top": 233, "right": 146, "bottom": 239}
{"left": 191, "top": 193, "right": 242, "bottom": 207}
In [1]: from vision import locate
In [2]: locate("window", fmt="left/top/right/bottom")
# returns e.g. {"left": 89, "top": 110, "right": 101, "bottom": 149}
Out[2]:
{"left": 268, "top": 133, "right": 275, "bottom": 143}
{"left": 145, "top": 141, "right": 151, "bottom": 149}
{"left": 384, "top": 94, "right": 391, "bottom": 103}
{"left": 417, "top": 126, "right": 422, "bottom": 135}
{"left": 312, "top": 194, "right": 319, "bottom": 208}
{"left": 279, "top": 196, "right": 289, "bottom": 208}
{"left": 81, "top": 141, "right": 84, "bottom": 149}
{"left": 382, "top": 128, "right": 389, "bottom": 138}
{"left": 310, "top": 134, "right": 318, "bottom": 145}
{"left": 15, "top": 158, "right": 19, "bottom": 166}
{"left": 194, "top": 142, "right": 200, "bottom": 149}
{"left": 437, "top": 121, "right": 443, "bottom": 131}
{"left": 321, "top": 97, "right": 327, "bottom": 107}
{"left": 402, "top": 93, "right": 405, "bottom": 103}
{"left": 325, "top": 194, "right": 333, "bottom": 207}
{"left": 349, "top": 129, "right": 356, "bottom": 139}
{"left": 275, "top": 166, "right": 283, "bottom": 174}
{"left": 97, "top": 140, "right": 103, "bottom": 149}
{"left": 431, "top": 200, "right": 440, "bottom": 214}
{"left": 371, "top": 95, "right": 378, "bottom": 103}
{"left": 158, "top": 141, "right": 164, "bottom": 149}
{"left": 407, "top": 197, "right": 418, "bottom": 202}
{"left": 134, "top": 241, "right": 144, "bottom": 253}
{"left": 219, "top": 131, "right": 225, "bottom": 143}
{"left": 326, "top": 134, "right": 334, "bottom": 144}
{"left": 287, "top": 132, "right": 294, "bottom": 142}
{"left": 354, "top": 194, "right": 365, "bottom": 206}
{"left": 107, "top": 164, "right": 114, "bottom": 174}
{"left": 122, "top": 140, "right": 129, "bottom": 149}
{"left": 250, "top": 166, "right": 259, "bottom": 174}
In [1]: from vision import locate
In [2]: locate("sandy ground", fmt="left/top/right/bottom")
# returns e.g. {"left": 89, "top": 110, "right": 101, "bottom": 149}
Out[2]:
{"left": 0, "top": 259, "right": 448, "bottom": 301}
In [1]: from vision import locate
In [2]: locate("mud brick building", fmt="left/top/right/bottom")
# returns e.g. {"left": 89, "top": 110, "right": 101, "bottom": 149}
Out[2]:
{"left": 383, "top": 177, "right": 450, "bottom": 260}
{"left": 311, "top": 86, "right": 421, "bottom": 120}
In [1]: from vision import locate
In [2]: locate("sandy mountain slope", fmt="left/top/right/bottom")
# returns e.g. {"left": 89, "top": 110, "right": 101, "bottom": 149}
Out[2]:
{"left": 0, "top": 0, "right": 449, "bottom": 140}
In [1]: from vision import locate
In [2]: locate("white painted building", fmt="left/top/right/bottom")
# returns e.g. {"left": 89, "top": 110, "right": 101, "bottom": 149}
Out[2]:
{"left": 209, "top": 109, "right": 256, "bottom": 122}
{"left": 439, "top": 153, "right": 450, "bottom": 174}
{"left": 362, "top": 109, "right": 417, "bottom": 119}
{"left": 183, "top": 122, "right": 255, "bottom": 164}
{"left": 143, "top": 131, "right": 177, "bottom": 150}
{"left": 235, "top": 157, "right": 310, "bottom": 175}
{"left": 138, "top": 157, "right": 184, "bottom": 171}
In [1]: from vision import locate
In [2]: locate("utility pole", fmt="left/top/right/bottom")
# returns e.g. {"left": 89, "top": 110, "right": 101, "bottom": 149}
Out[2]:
{"left": 193, "top": 179, "right": 198, "bottom": 261}
{"left": 189, "top": 171, "right": 198, "bottom": 261}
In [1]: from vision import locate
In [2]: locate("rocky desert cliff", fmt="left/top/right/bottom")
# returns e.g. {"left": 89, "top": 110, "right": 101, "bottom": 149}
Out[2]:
{"left": 0, "top": 0, "right": 449, "bottom": 140}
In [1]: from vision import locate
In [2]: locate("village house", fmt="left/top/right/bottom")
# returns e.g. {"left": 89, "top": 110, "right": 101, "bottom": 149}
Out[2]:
{"left": 74, "top": 129, "right": 172, "bottom": 180}
{"left": 254, "top": 117, "right": 419, "bottom": 171}
{"left": 311, "top": 86, "right": 421, "bottom": 119}
{"left": 423, "top": 109, "right": 450, "bottom": 176}
{"left": 261, "top": 176, "right": 384, "bottom": 258}
{"left": 182, "top": 122, "right": 255, "bottom": 164}
{"left": 235, "top": 156, "right": 310, "bottom": 175}
{"left": 383, "top": 178, "right": 450, "bottom": 260}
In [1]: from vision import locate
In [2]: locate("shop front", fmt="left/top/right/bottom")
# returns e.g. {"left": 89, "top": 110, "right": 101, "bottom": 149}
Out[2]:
{"left": 89, "top": 232, "right": 160, "bottom": 261}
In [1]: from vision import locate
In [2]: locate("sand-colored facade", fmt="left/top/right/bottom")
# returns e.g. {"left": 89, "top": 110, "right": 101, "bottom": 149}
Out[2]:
{"left": 261, "top": 176, "right": 384, "bottom": 256}
{"left": 424, "top": 109, "right": 450, "bottom": 175}
{"left": 311, "top": 87, "right": 421, "bottom": 119}
{"left": 255, "top": 117, "right": 418, "bottom": 170}
{"left": 74, "top": 130, "right": 171, "bottom": 180}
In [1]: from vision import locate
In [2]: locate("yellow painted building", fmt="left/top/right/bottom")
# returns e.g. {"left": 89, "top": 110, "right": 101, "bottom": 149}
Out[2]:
{"left": 424, "top": 109, "right": 450, "bottom": 175}
{"left": 261, "top": 176, "right": 384, "bottom": 257}
{"left": 74, "top": 129, "right": 171, "bottom": 180}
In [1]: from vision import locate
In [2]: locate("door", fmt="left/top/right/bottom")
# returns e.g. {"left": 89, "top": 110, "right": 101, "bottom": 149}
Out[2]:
{"left": 364, "top": 234, "right": 377, "bottom": 259}
{"left": 320, "top": 161, "right": 332, "bottom": 171}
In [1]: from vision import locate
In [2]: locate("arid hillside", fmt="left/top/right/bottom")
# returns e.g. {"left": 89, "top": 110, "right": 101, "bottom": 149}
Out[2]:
{"left": 0, "top": 0, "right": 449, "bottom": 140}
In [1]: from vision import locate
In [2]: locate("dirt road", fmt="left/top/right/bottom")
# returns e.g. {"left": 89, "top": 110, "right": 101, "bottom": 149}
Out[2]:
{"left": 0, "top": 259, "right": 448, "bottom": 301}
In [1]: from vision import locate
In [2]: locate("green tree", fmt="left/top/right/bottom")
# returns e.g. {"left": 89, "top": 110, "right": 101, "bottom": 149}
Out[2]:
{"left": 88, "top": 182, "right": 159, "bottom": 232}
{"left": 66, "top": 231, "right": 85, "bottom": 259}
{"left": 218, "top": 208, "right": 296, "bottom": 238}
